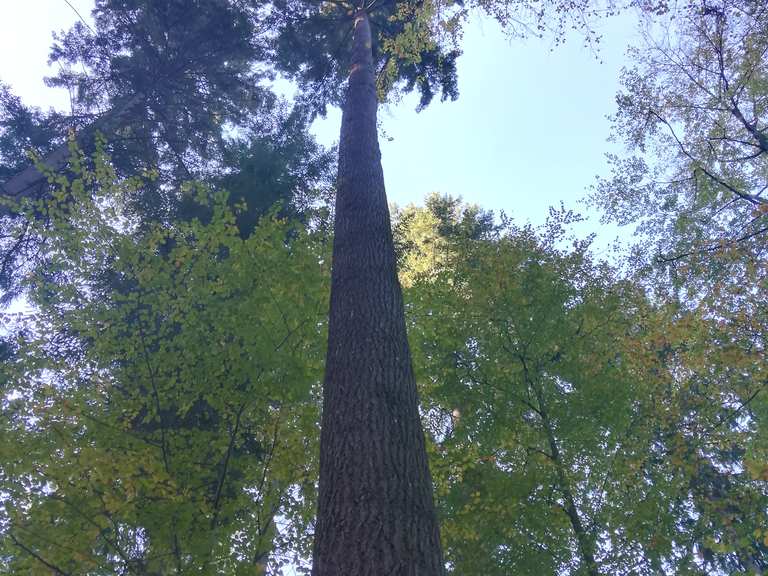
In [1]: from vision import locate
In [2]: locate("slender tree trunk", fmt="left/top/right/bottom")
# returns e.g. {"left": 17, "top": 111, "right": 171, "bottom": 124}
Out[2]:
{"left": 311, "top": 9, "right": 444, "bottom": 576}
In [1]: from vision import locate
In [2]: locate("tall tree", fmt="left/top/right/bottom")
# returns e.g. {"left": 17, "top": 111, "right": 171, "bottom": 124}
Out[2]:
{"left": 309, "top": 10, "right": 447, "bottom": 574}
{"left": 270, "top": 1, "right": 638, "bottom": 571}
{"left": 593, "top": 0, "right": 768, "bottom": 278}
{"left": 0, "top": 1, "right": 670, "bottom": 572}
{"left": 402, "top": 199, "right": 768, "bottom": 575}
{"left": 8, "top": 0, "right": 266, "bottom": 191}
{"left": 592, "top": 9, "right": 768, "bottom": 571}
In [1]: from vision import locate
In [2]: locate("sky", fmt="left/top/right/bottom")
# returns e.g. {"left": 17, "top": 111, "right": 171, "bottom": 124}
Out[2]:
{"left": 0, "top": 0, "right": 640, "bottom": 253}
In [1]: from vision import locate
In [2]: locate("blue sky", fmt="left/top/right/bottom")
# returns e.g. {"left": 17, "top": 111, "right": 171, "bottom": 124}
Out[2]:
{"left": 1, "top": 1, "right": 639, "bottom": 250}
{"left": 314, "top": 12, "right": 639, "bottom": 221}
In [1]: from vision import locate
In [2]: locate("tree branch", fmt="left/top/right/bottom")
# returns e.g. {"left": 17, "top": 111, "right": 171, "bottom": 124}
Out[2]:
{"left": 9, "top": 533, "right": 73, "bottom": 576}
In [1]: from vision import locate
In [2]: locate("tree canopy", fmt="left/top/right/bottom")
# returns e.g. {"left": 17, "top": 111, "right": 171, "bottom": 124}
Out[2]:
{"left": 1, "top": 0, "right": 767, "bottom": 574}
{"left": 1, "top": 148, "right": 329, "bottom": 574}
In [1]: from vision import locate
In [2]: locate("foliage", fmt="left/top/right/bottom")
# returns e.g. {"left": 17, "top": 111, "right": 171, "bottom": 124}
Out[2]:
{"left": 2, "top": 0, "right": 767, "bottom": 573}
{"left": 588, "top": 5, "right": 768, "bottom": 570}
{"left": 0, "top": 0, "right": 334, "bottom": 302}
{"left": 0, "top": 85, "right": 69, "bottom": 183}
{"left": 402, "top": 200, "right": 768, "bottom": 575}
{"left": 269, "top": 0, "right": 463, "bottom": 115}
{"left": 47, "top": 0, "right": 266, "bottom": 179}
{"left": 593, "top": 0, "right": 768, "bottom": 281}
{"left": 0, "top": 147, "right": 329, "bottom": 574}
{"left": 3, "top": 179, "right": 766, "bottom": 573}
{"left": 392, "top": 192, "right": 496, "bottom": 286}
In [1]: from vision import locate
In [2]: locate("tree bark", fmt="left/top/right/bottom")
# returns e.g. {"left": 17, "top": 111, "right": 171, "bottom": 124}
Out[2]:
{"left": 311, "top": 9, "right": 444, "bottom": 576}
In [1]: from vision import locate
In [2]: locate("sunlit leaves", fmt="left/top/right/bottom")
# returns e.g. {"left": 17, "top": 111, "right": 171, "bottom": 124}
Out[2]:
{"left": 402, "top": 198, "right": 768, "bottom": 575}
{"left": 1, "top": 149, "right": 329, "bottom": 574}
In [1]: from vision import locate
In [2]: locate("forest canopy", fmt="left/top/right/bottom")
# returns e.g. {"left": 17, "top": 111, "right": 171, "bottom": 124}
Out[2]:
{"left": 1, "top": 1, "right": 766, "bottom": 575}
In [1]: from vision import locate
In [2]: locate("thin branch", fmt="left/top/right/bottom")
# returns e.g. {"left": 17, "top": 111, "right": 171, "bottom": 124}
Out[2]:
{"left": 656, "top": 224, "right": 768, "bottom": 264}
{"left": 649, "top": 109, "right": 765, "bottom": 206}
{"left": 211, "top": 400, "right": 248, "bottom": 529}
{"left": 9, "top": 534, "right": 73, "bottom": 576}
{"left": 706, "top": 381, "right": 766, "bottom": 436}
{"left": 63, "top": 0, "right": 95, "bottom": 34}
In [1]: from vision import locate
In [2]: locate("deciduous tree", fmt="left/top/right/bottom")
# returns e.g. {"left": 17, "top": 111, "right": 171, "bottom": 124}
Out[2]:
{"left": 0, "top": 149, "right": 329, "bottom": 574}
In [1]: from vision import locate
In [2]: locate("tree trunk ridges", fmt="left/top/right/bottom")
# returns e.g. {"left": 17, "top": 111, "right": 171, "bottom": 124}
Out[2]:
{"left": 312, "top": 9, "right": 444, "bottom": 576}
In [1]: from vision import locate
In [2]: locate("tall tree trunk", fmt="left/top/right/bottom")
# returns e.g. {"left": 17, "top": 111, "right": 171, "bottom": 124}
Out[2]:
{"left": 311, "top": 9, "right": 444, "bottom": 576}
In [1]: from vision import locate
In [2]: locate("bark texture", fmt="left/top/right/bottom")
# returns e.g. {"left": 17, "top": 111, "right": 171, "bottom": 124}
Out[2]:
{"left": 312, "top": 10, "right": 444, "bottom": 576}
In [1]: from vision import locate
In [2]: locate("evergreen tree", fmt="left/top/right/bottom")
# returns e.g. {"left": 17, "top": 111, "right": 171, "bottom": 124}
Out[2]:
{"left": 0, "top": 0, "right": 333, "bottom": 301}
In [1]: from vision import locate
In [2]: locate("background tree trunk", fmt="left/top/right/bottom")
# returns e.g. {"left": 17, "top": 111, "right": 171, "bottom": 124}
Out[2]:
{"left": 0, "top": 94, "right": 144, "bottom": 216}
{"left": 311, "top": 9, "right": 444, "bottom": 576}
